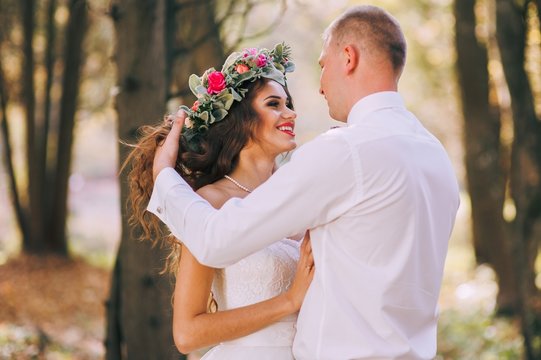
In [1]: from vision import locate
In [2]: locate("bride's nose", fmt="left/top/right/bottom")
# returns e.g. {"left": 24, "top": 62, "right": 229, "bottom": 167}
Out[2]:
{"left": 283, "top": 107, "right": 297, "bottom": 120}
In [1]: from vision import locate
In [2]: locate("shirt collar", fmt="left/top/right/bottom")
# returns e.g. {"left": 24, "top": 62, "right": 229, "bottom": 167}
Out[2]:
{"left": 347, "top": 91, "right": 405, "bottom": 125}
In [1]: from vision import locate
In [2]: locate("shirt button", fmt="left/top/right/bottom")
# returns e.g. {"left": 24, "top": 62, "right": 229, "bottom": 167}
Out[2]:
{"left": 157, "top": 206, "right": 162, "bottom": 214}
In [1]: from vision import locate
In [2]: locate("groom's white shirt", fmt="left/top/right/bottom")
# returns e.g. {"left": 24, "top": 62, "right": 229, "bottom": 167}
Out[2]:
{"left": 148, "top": 92, "right": 460, "bottom": 359}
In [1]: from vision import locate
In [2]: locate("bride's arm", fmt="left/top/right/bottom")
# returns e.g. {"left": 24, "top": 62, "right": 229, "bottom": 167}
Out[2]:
{"left": 172, "top": 239, "right": 313, "bottom": 354}
{"left": 172, "top": 185, "right": 314, "bottom": 354}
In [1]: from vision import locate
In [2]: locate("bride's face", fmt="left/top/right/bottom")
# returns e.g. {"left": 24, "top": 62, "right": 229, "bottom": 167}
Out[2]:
{"left": 249, "top": 81, "right": 297, "bottom": 157}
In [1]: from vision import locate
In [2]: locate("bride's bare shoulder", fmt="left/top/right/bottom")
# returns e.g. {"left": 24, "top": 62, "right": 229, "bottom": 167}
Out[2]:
{"left": 196, "top": 182, "right": 231, "bottom": 209}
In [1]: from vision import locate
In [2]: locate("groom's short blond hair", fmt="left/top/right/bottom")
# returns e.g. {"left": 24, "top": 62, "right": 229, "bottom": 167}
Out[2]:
{"left": 324, "top": 5, "right": 407, "bottom": 74}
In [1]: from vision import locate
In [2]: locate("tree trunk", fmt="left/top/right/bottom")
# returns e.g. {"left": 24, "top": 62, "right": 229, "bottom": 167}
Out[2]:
{"left": 21, "top": 0, "right": 44, "bottom": 253}
{"left": 106, "top": 0, "right": 181, "bottom": 358}
{"left": 496, "top": 0, "right": 541, "bottom": 358}
{"left": 170, "top": 0, "right": 225, "bottom": 100}
{"left": 454, "top": 0, "right": 518, "bottom": 314}
{"left": 106, "top": 0, "right": 229, "bottom": 357}
{"left": 41, "top": 0, "right": 57, "bottom": 231}
{"left": 47, "top": 0, "right": 88, "bottom": 255}
{"left": 0, "top": 57, "right": 29, "bottom": 242}
{"left": 0, "top": 6, "right": 29, "bottom": 242}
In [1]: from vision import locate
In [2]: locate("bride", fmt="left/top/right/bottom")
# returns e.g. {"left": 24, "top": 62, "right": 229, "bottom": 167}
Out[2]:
{"left": 124, "top": 44, "right": 314, "bottom": 359}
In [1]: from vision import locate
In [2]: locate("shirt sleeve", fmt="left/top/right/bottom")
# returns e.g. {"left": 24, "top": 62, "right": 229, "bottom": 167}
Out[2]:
{"left": 147, "top": 130, "right": 360, "bottom": 268}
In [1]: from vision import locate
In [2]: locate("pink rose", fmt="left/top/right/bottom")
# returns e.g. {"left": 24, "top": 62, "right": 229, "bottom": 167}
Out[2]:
{"left": 256, "top": 54, "right": 267, "bottom": 67}
{"left": 235, "top": 63, "right": 250, "bottom": 74}
{"left": 191, "top": 100, "right": 200, "bottom": 111}
{"left": 207, "top": 71, "right": 226, "bottom": 95}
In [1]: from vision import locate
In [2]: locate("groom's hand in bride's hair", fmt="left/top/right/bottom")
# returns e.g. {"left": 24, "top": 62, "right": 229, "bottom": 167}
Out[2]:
{"left": 285, "top": 231, "right": 315, "bottom": 312}
{"left": 153, "top": 109, "right": 186, "bottom": 181}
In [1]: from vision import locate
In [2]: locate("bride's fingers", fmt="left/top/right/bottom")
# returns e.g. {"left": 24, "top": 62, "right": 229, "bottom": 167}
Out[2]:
{"left": 300, "top": 247, "right": 314, "bottom": 273}
{"left": 301, "top": 239, "right": 311, "bottom": 260}
{"left": 159, "top": 110, "right": 184, "bottom": 153}
{"left": 153, "top": 109, "right": 187, "bottom": 181}
{"left": 168, "top": 109, "right": 185, "bottom": 138}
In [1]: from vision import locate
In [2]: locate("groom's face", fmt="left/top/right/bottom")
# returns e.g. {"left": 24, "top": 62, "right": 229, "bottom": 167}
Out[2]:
{"left": 318, "top": 36, "right": 347, "bottom": 122}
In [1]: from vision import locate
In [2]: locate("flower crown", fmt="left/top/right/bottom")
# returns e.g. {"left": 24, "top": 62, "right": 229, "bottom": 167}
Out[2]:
{"left": 179, "top": 43, "right": 295, "bottom": 144}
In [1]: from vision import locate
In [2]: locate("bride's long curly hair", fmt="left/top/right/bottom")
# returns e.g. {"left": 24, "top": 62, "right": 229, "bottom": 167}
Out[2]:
{"left": 123, "top": 78, "right": 292, "bottom": 274}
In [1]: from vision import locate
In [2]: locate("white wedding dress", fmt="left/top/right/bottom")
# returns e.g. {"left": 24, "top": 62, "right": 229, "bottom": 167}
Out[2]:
{"left": 201, "top": 238, "right": 300, "bottom": 359}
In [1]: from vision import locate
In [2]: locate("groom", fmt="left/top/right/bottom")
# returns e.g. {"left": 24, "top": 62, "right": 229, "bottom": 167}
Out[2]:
{"left": 149, "top": 5, "right": 459, "bottom": 360}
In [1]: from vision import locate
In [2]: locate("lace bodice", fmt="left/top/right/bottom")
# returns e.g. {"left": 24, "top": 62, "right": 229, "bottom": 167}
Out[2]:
{"left": 212, "top": 238, "right": 300, "bottom": 314}
{"left": 201, "top": 240, "right": 300, "bottom": 358}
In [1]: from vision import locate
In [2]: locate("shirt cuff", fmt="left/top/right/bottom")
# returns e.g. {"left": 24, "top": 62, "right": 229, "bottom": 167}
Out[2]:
{"left": 147, "top": 167, "right": 185, "bottom": 223}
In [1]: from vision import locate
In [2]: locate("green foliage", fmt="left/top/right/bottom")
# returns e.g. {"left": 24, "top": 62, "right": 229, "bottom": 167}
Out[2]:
{"left": 0, "top": 321, "right": 101, "bottom": 359}
{"left": 437, "top": 308, "right": 523, "bottom": 359}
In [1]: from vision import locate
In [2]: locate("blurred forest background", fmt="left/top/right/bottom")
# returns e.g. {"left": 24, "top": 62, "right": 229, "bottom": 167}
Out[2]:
{"left": 0, "top": 0, "right": 540, "bottom": 359}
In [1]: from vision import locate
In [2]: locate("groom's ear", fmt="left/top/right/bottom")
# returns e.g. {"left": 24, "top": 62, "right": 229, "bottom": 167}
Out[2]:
{"left": 343, "top": 44, "right": 359, "bottom": 74}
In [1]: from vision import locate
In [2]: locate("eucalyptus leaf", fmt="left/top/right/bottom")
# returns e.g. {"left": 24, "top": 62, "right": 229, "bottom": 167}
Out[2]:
{"left": 188, "top": 74, "right": 201, "bottom": 96}
{"left": 201, "top": 68, "right": 215, "bottom": 86}
{"left": 223, "top": 96, "right": 234, "bottom": 109}
{"left": 275, "top": 43, "right": 283, "bottom": 58}
{"left": 238, "top": 88, "right": 248, "bottom": 97}
{"left": 216, "top": 92, "right": 234, "bottom": 109}
{"left": 262, "top": 67, "right": 285, "bottom": 85}
{"left": 196, "top": 85, "right": 208, "bottom": 96}
{"left": 212, "top": 101, "right": 224, "bottom": 110}
{"left": 284, "top": 62, "right": 295, "bottom": 73}
{"left": 216, "top": 90, "right": 232, "bottom": 101}
{"left": 230, "top": 88, "right": 242, "bottom": 101}
{"left": 274, "top": 62, "right": 285, "bottom": 73}
{"left": 222, "top": 51, "right": 241, "bottom": 71}
{"left": 178, "top": 105, "right": 191, "bottom": 114}
{"left": 236, "top": 70, "right": 256, "bottom": 83}
{"left": 212, "top": 109, "right": 228, "bottom": 122}
{"left": 200, "top": 111, "right": 209, "bottom": 122}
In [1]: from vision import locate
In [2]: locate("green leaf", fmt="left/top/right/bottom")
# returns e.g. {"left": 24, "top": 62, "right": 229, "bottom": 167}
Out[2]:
{"left": 216, "top": 92, "right": 234, "bottom": 109}
{"left": 230, "top": 88, "right": 242, "bottom": 101}
{"left": 262, "top": 67, "right": 285, "bottom": 85}
{"left": 188, "top": 74, "right": 201, "bottom": 96}
{"left": 274, "top": 62, "right": 285, "bottom": 73}
{"left": 238, "top": 88, "right": 248, "bottom": 97}
{"left": 215, "top": 89, "right": 229, "bottom": 100}
{"left": 198, "top": 124, "right": 209, "bottom": 132}
{"left": 199, "top": 111, "right": 209, "bottom": 122}
{"left": 212, "top": 109, "right": 228, "bottom": 122}
{"left": 201, "top": 68, "right": 216, "bottom": 85}
{"left": 196, "top": 85, "right": 208, "bottom": 96}
{"left": 223, "top": 51, "right": 241, "bottom": 71}
{"left": 179, "top": 105, "right": 190, "bottom": 112}
{"left": 274, "top": 43, "right": 283, "bottom": 58}
{"left": 281, "top": 42, "right": 292, "bottom": 58}
{"left": 178, "top": 105, "right": 191, "bottom": 116}
{"left": 236, "top": 70, "right": 256, "bottom": 84}
{"left": 223, "top": 95, "right": 234, "bottom": 109}
{"left": 284, "top": 62, "right": 295, "bottom": 73}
